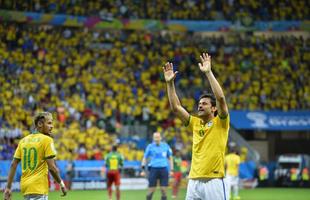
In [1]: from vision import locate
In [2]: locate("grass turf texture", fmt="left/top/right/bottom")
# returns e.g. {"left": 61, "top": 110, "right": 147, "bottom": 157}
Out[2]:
{"left": 7, "top": 188, "right": 310, "bottom": 200}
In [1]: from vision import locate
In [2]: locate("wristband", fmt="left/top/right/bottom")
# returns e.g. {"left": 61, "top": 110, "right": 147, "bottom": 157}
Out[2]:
{"left": 60, "top": 180, "right": 65, "bottom": 187}
{"left": 141, "top": 165, "right": 145, "bottom": 170}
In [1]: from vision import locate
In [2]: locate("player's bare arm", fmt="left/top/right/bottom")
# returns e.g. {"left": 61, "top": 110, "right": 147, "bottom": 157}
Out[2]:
{"left": 140, "top": 157, "right": 148, "bottom": 176}
{"left": 163, "top": 62, "right": 190, "bottom": 124}
{"left": 3, "top": 159, "right": 20, "bottom": 200}
{"left": 199, "top": 53, "right": 228, "bottom": 118}
{"left": 169, "top": 156, "right": 174, "bottom": 176}
{"left": 47, "top": 159, "right": 67, "bottom": 197}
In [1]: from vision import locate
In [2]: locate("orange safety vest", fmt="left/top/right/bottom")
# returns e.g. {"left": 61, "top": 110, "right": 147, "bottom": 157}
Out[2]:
{"left": 290, "top": 168, "right": 298, "bottom": 181}
{"left": 302, "top": 168, "right": 309, "bottom": 181}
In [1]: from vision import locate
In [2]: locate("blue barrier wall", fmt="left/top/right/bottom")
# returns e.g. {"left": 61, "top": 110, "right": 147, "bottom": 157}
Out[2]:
{"left": 230, "top": 110, "right": 310, "bottom": 131}
{"left": 239, "top": 161, "right": 257, "bottom": 179}
{"left": 1, "top": 160, "right": 256, "bottom": 181}
{"left": 1, "top": 161, "right": 22, "bottom": 181}
{"left": 0, "top": 160, "right": 141, "bottom": 181}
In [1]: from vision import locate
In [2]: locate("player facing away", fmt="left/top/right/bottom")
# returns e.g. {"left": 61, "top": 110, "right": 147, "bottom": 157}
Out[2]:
{"left": 225, "top": 146, "right": 241, "bottom": 200}
{"left": 140, "top": 132, "right": 174, "bottom": 200}
{"left": 105, "top": 145, "right": 124, "bottom": 200}
{"left": 3, "top": 112, "right": 67, "bottom": 200}
{"left": 163, "top": 52, "right": 230, "bottom": 200}
{"left": 172, "top": 150, "right": 183, "bottom": 199}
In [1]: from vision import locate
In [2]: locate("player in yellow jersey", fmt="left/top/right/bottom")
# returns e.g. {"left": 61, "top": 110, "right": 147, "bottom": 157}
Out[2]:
{"left": 3, "top": 112, "right": 67, "bottom": 200}
{"left": 225, "top": 146, "right": 241, "bottom": 200}
{"left": 163, "top": 52, "right": 229, "bottom": 200}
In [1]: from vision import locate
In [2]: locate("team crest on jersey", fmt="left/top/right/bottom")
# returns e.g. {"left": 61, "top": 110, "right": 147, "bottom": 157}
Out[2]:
{"left": 199, "top": 129, "right": 205, "bottom": 137}
{"left": 207, "top": 121, "right": 213, "bottom": 127}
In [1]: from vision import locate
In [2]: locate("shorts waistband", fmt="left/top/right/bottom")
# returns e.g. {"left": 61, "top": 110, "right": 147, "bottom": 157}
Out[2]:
{"left": 190, "top": 177, "right": 223, "bottom": 182}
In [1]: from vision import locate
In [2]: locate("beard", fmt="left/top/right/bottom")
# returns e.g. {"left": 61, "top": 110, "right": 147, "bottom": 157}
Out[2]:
{"left": 198, "top": 110, "right": 207, "bottom": 116}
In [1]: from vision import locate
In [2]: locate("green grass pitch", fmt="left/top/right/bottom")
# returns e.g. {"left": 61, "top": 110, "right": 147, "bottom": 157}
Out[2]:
{"left": 8, "top": 188, "right": 310, "bottom": 200}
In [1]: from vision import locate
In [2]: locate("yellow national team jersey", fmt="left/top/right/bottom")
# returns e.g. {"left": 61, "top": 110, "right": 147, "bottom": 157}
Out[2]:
{"left": 186, "top": 115, "right": 229, "bottom": 179}
{"left": 14, "top": 133, "right": 57, "bottom": 195}
{"left": 225, "top": 153, "right": 241, "bottom": 176}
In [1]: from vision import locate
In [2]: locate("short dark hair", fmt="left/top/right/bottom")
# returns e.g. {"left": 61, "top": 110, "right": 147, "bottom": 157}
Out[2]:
{"left": 112, "top": 145, "right": 118, "bottom": 152}
{"left": 199, "top": 93, "right": 216, "bottom": 107}
{"left": 229, "top": 146, "right": 239, "bottom": 154}
{"left": 199, "top": 93, "right": 217, "bottom": 116}
{"left": 34, "top": 112, "right": 52, "bottom": 127}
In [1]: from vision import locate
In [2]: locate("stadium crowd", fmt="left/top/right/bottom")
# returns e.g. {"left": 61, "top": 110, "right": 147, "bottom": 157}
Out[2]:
{"left": 0, "top": 0, "right": 308, "bottom": 20}
{"left": 0, "top": 23, "right": 309, "bottom": 160}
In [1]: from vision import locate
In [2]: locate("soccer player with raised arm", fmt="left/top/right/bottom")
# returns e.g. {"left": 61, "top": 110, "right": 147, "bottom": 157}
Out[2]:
{"left": 163, "top": 53, "right": 229, "bottom": 200}
{"left": 3, "top": 112, "right": 67, "bottom": 200}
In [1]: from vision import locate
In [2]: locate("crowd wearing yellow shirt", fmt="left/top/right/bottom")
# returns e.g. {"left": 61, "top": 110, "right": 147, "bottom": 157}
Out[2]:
{"left": 0, "top": 0, "right": 308, "bottom": 20}
{"left": 0, "top": 23, "right": 309, "bottom": 161}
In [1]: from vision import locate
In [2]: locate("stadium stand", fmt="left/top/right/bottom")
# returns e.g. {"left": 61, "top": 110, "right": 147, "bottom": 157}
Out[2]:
{"left": 0, "top": 0, "right": 308, "bottom": 20}
{"left": 0, "top": 22, "right": 309, "bottom": 161}
{"left": 0, "top": 1, "right": 309, "bottom": 193}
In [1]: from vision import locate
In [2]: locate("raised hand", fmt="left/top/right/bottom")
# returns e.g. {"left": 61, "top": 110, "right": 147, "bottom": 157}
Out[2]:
{"left": 198, "top": 53, "right": 211, "bottom": 74}
{"left": 163, "top": 62, "right": 178, "bottom": 83}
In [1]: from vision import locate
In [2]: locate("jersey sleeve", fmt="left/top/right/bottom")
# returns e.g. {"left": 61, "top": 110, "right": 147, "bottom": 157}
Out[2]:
{"left": 119, "top": 154, "right": 124, "bottom": 167}
{"left": 43, "top": 137, "right": 57, "bottom": 159}
{"left": 13, "top": 141, "right": 22, "bottom": 160}
{"left": 144, "top": 144, "right": 151, "bottom": 159}
{"left": 224, "top": 155, "right": 228, "bottom": 163}
{"left": 105, "top": 153, "right": 110, "bottom": 167}
{"left": 167, "top": 145, "right": 173, "bottom": 158}
{"left": 217, "top": 114, "right": 230, "bottom": 129}
{"left": 185, "top": 115, "right": 195, "bottom": 131}
{"left": 104, "top": 153, "right": 109, "bottom": 161}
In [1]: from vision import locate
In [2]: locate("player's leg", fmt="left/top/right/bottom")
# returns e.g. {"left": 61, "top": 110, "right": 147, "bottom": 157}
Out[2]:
{"left": 106, "top": 171, "right": 114, "bottom": 200}
{"left": 202, "top": 178, "right": 227, "bottom": 200}
{"left": 172, "top": 173, "right": 178, "bottom": 198}
{"left": 185, "top": 179, "right": 200, "bottom": 200}
{"left": 159, "top": 186, "right": 168, "bottom": 200}
{"left": 147, "top": 167, "right": 157, "bottom": 200}
{"left": 68, "top": 177, "right": 72, "bottom": 190}
{"left": 115, "top": 171, "right": 121, "bottom": 200}
{"left": 159, "top": 168, "right": 169, "bottom": 200}
{"left": 147, "top": 187, "right": 156, "bottom": 200}
{"left": 225, "top": 176, "right": 232, "bottom": 200}
{"left": 172, "top": 172, "right": 182, "bottom": 198}
{"left": 232, "top": 176, "right": 240, "bottom": 200}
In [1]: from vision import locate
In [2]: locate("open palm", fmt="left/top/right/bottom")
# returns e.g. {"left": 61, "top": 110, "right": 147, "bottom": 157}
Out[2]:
{"left": 198, "top": 53, "right": 211, "bottom": 73}
{"left": 163, "top": 62, "right": 178, "bottom": 82}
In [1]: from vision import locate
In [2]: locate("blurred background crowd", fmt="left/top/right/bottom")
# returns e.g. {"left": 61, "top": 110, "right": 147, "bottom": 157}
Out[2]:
{"left": 0, "top": 1, "right": 309, "bottom": 164}
{"left": 0, "top": 23, "right": 308, "bottom": 161}
{"left": 1, "top": 0, "right": 308, "bottom": 20}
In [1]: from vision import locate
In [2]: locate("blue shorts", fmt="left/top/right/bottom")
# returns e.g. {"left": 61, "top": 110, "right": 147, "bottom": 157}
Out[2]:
{"left": 148, "top": 167, "right": 169, "bottom": 187}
